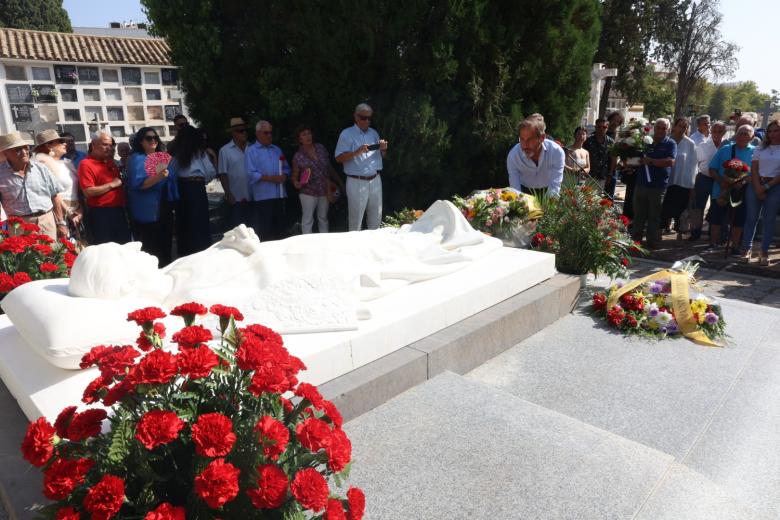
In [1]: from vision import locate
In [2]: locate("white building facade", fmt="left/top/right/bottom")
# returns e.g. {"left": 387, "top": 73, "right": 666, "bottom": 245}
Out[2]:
{"left": 0, "top": 28, "right": 189, "bottom": 150}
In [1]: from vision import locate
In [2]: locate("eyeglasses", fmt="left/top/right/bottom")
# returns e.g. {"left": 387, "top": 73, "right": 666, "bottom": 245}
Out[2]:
{"left": 357, "top": 115, "right": 372, "bottom": 121}
{"left": 143, "top": 135, "right": 160, "bottom": 142}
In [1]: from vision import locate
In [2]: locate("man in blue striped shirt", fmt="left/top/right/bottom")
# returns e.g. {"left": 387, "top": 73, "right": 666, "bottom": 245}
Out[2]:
{"left": 245, "top": 120, "right": 290, "bottom": 241}
{"left": 335, "top": 103, "right": 388, "bottom": 231}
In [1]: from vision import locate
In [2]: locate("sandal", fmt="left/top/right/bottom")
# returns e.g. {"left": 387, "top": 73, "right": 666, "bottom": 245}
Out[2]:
{"left": 740, "top": 250, "right": 752, "bottom": 263}
{"left": 759, "top": 253, "right": 769, "bottom": 266}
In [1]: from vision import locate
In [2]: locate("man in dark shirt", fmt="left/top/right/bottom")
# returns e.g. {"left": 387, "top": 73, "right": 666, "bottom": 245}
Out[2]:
{"left": 631, "top": 118, "right": 677, "bottom": 249}
{"left": 583, "top": 117, "right": 614, "bottom": 193}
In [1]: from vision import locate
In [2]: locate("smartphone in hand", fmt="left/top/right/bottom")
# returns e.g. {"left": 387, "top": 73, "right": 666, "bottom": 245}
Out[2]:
{"left": 367, "top": 142, "right": 381, "bottom": 151}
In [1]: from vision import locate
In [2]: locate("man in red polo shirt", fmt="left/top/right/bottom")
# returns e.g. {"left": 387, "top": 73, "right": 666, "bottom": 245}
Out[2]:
{"left": 78, "top": 132, "right": 131, "bottom": 244}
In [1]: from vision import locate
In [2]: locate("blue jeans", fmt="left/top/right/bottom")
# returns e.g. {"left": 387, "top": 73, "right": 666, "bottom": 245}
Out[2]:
{"left": 742, "top": 183, "right": 780, "bottom": 253}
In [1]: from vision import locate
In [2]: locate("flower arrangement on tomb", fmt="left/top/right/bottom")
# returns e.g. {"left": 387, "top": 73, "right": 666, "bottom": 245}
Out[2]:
{"left": 382, "top": 207, "right": 424, "bottom": 227}
{"left": 20, "top": 303, "right": 365, "bottom": 519}
{"left": 591, "top": 263, "right": 726, "bottom": 345}
{"left": 609, "top": 122, "right": 653, "bottom": 166}
{"left": 530, "top": 186, "right": 642, "bottom": 277}
{"left": 451, "top": 188, "right": 541, "bottom": 245}
{"left": 0, "top": 217, "right": 77, "bottom": 304}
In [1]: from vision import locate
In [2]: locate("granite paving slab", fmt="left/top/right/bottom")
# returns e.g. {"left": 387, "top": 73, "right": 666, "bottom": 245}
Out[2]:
{"left": 679, "top": 319, "right": 780, "bottom": 518}
{"left": 635, "top": 463, "right": 768, "bottom": 520}
{"left": 344, "top": 371, "right": 673, "bottom": 519}
{"left": 466, "top": 298, "right": 780, "bottom": 460}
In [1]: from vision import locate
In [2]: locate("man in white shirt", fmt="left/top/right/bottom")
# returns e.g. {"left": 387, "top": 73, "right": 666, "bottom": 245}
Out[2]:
{"left": 690, "top": 114, "right": 711, "bottom": 146}
{"left": 506, "top": 115, "right": 564, "bottom": 196}
{"left": 661, "top": 118, "right": 698, "bottom": 238}
{"left": 218, "top": 117, "right": 250, "bottom": 229}
{"left": 690, "top": 121, "right": 726, "bottom": 240}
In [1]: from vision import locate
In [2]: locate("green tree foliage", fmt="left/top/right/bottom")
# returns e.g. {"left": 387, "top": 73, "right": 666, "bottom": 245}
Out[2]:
{"left": 639, "top": 65, "right": 675, "bottom": 119}
{"left": 594, "top": 0, "right": 679, "bottom": 115}
{"left": 0, "top": 0, "right": 72, "bottom": 32}
{"left": 653, "top": 0, "right": 738, "bottom": 118}
{"left": 142, "top": 0, "right": 600, "bottom": 210}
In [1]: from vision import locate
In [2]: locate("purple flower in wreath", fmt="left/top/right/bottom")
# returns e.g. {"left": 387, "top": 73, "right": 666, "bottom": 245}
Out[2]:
{"left": 648, "top": 282, "right": 663, "bottom": 294}
{"left": 704, "top": 312, "right": 719, "bottom": 325}
{"left": 615, "top": 280, "right": 625, "bottom": 289}
{"left": 667, "top": 320, "right": 679, "bottom": 334}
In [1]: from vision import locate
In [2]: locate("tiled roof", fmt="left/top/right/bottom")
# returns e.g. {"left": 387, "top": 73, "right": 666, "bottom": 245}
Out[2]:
{"left": 0, "top": 28, "right": 172, "bottom": 66}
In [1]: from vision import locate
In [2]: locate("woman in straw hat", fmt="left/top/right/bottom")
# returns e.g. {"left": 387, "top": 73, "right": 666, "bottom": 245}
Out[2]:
{"left": 33, "top": 129, "right": 83, "bottom": 243}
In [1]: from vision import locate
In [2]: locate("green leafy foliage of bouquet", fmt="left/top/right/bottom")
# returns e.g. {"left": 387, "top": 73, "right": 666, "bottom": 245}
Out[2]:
{"left": 530, "top": 186, "right": 643, "bottom": 277}
{"left": 1, "top": 217, "right": 77, "bottom": 303}
{"left": 451, "top": 188, "right": 535, "bottom": 240}
{"left": 382, "top": 208, "right": 424, "bottom": 227}
{"left": 20, "top": 303, "right": 365, "bottom": 519}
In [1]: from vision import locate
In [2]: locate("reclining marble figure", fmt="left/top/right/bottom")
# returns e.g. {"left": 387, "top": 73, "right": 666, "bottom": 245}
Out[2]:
{"left": 1, "top": 200, "right": 502, "bottom": 369}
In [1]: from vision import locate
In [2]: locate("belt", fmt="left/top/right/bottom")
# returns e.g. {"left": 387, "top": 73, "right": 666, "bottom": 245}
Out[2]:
{"left": 347, "top": 173, "right": 378, "bottom": 181}
{"left": 179, "top": 176, "right": 205, "bottom": 183}
{"left": 20, "top": 209, "right": 51, "bottom": 218}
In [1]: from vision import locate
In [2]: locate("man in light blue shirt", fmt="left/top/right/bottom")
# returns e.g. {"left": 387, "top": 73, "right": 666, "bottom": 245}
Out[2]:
{"left": 245, "top": 120, "right": 290, "bottom": 241}
{"left": 335, "top": 103, "right": 388, "bottom": 230}
{"left": 506, "top": 115, "right": 564, "bottom": 196}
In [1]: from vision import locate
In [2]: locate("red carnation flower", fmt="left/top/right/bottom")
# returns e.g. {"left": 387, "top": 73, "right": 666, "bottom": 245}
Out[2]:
{"left": 246, "top": 464, "right": 289, "bottom": 509}
{"left": 592, "top": 293, "right": 607, "bottom": 311}
{"left": 172, "top": 325, "right": 213, "bottom": 348}
{"left": 21, "top": 222, "right": 40, "bottom": 233}
{"left": 144, "top": 502, "right": 185, "bottom": 520}
{"left": 135, "top": 410, "right": 185, "bottom": 450}
{"left": 96, "top": 346, "right": 142, "bottom": 378}
{"left": 43, "top": 457, "right": 95, "bottom": 500}
{"left": 55, "top": 506, "right": 80, "bottom": 520}
{"left": 127, "top": 349, "right": 178, "bottom": 386}
{"left": 67, "top": 409, "right": 108, "bottom": 441}
{"left": 325, "top": 498, "right": 347, "bottom": 520}
{"left": 54, "top": 405, "right": 78, "bottom": 438}
{"left": 192, "top": 413, "right": 236, "bottom": 457}
{"left": 295, "top": 383, "right": 324, "bottom": 409}
{"left": 600, "top": 198, "right": 613, "bottom": 207}
{"left": 531, "top": 232, "right": 545, "bottom": 247}
{"left": 254, "top": 416, "right": 290, "bottom": 461}
{"left": 84, "top": 474, "right": 125, "bottom": 520}
{"left": 80, "top": 345, "right": 113, "bottom": 369}
{"left": 291, "top": 468, "right": 329, "bottom": 512}
{"left": 13, "top": 271, "right": 31, "bottom": 286}
{"left": 210, "top": 304, "right": 244, "bottom": 332}
{"left": 0, "top": 273, "right": 15, "bottom": 293}
{"left": 327, "top": 428, "right": 352, "bottom": 473}
{"left": 177, "top": 345, "right": 219, "bottom": 379}
{"left": 59, "top": 236, "right": 76, "bottom": 251}
{"left": 296, "top": 418, "right": 332, "bottom": 452}
{"left": 64, "top": 252, "right": 76, "bottom": 268}
{"left": 0, "top": 236, "right": 29, "bottom": 253}
{"left": 620, "top": 215, "right": 630, "bottom": 226}
{"left": 248, "top": 364, "right": 297, "bottom": 395}
{"left": 170, "top": 302, "right": 208, "bottom": 326}
{"left": 621, "top": 257, "right": 629, "bottom": 267}
{"left": 39, "top": 262, "right": 59, "bottom": 273}
{"left": 321, "top": 400, "right": 343, "bottom": 429}
{"left": 102, "top": 379, "right": 133, "bottom": 407}
{"left": 346, "top": 487, "right": 365, "bottom": 520}
{"left": 34, "top": 244, "right": 54, "bottom": 256}
{"left": 127, "top": 307, "right": 166, "bottom": 326}
{"left": 606, "top": 306, "right": 625, "bottom": 327}
{"left": 21, "top": 417, "right": 56, "bottom": 467}
{"left": 625, "top": 315, "right": 639, "bottom": 328}
{"left": 81, "top": 375, "right": 109, "bottom": 404}
{"left": 194, "top": 458, "right": 240, "bottom": 509}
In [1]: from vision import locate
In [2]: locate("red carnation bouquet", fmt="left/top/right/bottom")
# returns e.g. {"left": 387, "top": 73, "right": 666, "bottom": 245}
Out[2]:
{"left": 0, "top": 217, "right": 77, "bottom": 306}
{"left": 718, "top": 158, "right": 751, "bottom": 207}
{"left": 21, "top": 303, "right": 365, "bottom": 519}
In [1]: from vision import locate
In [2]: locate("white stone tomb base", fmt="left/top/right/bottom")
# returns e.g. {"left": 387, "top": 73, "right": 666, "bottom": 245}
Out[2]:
{"left": 0, "top": 247, "right": 555, "bottom": 421}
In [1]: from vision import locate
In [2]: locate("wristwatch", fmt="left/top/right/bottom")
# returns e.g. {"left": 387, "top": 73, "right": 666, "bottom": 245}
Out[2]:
{"left": 763, "top": 182, "right": 771, "bottom": 191}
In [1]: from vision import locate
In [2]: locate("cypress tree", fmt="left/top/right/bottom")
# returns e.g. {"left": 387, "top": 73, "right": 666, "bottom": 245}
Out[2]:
{"left": 0, "top": 0, "right": 72, "bottom": 33}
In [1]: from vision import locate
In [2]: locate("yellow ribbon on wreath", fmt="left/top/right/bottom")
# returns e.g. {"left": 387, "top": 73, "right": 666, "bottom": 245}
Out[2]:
{"left": 607, "top": 270, "right": 722, "bottom": 348}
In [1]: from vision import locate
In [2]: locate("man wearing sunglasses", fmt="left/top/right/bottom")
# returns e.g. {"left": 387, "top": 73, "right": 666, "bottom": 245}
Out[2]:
{"left": 0, "top": 131, "right": 67, "bottom": 239}
{"left": 218, "top": 117, "right": 251, "bottom": 229}
{"left": 335, "top": 103, "right": 388, "bottom": 231}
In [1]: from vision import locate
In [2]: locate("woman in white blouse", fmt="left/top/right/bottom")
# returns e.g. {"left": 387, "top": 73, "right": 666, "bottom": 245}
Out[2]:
{"left": 741, "top": 119, "right": 780, "bottom": 265}
{"left": 33, "top": 129, "right": 83, "bottom": 242}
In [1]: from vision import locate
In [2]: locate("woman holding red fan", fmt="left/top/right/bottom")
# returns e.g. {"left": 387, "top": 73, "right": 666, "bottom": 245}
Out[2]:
{"left": 127, "top": 127, "right": 178, "bottom": 267}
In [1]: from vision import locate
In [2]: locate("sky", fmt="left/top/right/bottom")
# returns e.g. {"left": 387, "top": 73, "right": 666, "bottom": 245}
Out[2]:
{"left": 62, "top": 0, "right": 778, "bottom": 94}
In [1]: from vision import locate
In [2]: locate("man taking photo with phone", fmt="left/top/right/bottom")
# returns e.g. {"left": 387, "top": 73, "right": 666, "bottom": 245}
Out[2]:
{"left": 335, "top": 103, "right": 388, "bottom": 231}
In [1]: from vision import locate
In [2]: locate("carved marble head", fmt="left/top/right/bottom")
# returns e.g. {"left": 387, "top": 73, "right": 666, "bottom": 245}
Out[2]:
{"left": 69, "top": 242, "right": 161, "bottom": 300}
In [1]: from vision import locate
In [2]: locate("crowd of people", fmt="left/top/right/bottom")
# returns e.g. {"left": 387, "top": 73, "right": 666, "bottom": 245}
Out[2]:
{"left": 509, "top": 111, "right": 780, "bottom": 267}
{"left": 2, "top": 102, "right": 778, "bottom": 270}
{"left": 0, "top": 103, "right": 387, "bottom": 268}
